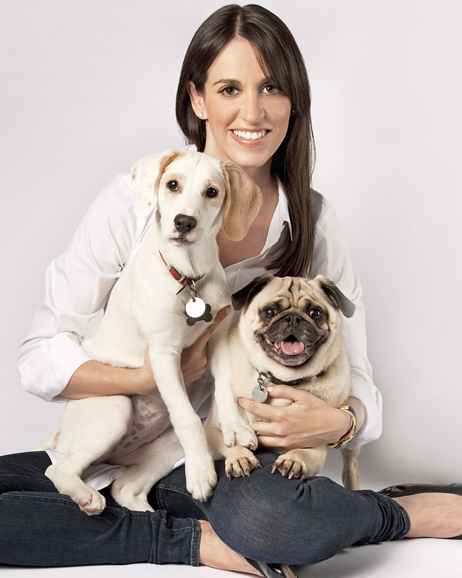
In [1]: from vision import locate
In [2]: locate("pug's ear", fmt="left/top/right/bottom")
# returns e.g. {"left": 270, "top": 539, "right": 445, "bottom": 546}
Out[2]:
{"left": 232, "top": 275, "right": 273, "bottom": 311}
{"left": 317, "top": 276, "right": 356, "bottom": 318}
{"left": 131, "top": 148, "right": 180, "bottom": 217}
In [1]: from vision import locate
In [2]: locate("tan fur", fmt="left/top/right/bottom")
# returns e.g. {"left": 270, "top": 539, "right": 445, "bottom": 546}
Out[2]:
{"left": 205, "top": 275, "right": 361, "bottom": 490}
{"left": 221, "top": 161, "right": 262, "bottom": 241}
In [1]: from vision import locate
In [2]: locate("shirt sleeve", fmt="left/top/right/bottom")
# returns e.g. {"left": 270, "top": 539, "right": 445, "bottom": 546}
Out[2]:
{"left": 18, "top": 172, "right": 143, "bottom": 402}
{"left": 310, "top": 192, "right": 383, "bottom": 448}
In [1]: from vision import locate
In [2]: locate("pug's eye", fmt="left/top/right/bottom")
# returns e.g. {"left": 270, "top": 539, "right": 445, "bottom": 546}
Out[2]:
{"left": 167, "top": 180, "right": 178, "bottom": 191}
{"left": 309, "top": 307, "right": 323, "bottom": 322}
{"left": 262, "top": 307, "right": 277, "bottom": 321}
{"left": 206, "top": 187, "right": 218, "bottom": 198}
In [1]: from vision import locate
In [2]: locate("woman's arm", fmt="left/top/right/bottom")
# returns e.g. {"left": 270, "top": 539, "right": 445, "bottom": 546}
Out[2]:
{"left": 61, "top": 307, "right": 230, "bottom": 399}
{"left": 18, "top": 173, "right": 139, "bottom": 402}
{"left": 309, "top": 193, "right": 382, "bottom": 448}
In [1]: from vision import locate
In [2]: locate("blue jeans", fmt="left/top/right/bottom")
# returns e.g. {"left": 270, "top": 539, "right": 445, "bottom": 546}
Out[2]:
{"left": 0, "top": 450, "right": 410, "bottom": 567}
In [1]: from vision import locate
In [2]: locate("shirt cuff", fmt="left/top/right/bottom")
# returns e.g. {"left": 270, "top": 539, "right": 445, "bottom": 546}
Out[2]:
{"left": 19, "top": 333, "right": 91, "bottom": 402}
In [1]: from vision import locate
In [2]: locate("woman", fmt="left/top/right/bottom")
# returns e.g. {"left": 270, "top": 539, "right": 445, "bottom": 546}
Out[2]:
{"left": 5, "top": 4, "right": 462, "bottom": 577}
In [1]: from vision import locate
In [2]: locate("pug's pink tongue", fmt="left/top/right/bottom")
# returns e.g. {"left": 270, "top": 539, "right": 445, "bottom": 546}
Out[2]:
{"left": 280, "top": 340, "right": 305, "bottom": 355}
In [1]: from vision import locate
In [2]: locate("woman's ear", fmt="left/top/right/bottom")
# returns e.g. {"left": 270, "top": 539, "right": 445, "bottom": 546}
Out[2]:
{"left": 187, "top": 82, "right": 207, "bottom": 120}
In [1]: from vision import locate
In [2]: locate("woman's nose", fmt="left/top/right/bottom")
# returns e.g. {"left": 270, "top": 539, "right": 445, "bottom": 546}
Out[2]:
{"left": 239, "top": 93, "right": 264, "bottom": 125}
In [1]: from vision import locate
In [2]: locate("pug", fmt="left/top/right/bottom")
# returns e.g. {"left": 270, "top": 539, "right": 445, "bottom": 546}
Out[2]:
{"left": 205, "top": 275, "right": 361, "bottom": 491}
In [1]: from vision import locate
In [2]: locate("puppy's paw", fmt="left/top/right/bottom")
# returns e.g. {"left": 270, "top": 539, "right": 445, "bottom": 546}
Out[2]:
{"left": 73, "top": 485, "right": 107, "bottom": 516}
{"left": 222, "top": 419, "right": 258, "bottom": 450}
{"left": 272, "top": 452, "right": 310, "bottom": 480}
{"left": 225, "top": 446, "right": 261, "bottom": 480}
{"left": 186, "top": 457, "right": 217, "bottom": 502}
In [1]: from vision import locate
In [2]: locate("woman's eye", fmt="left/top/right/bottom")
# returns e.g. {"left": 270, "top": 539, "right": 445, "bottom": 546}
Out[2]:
{"left": 263, "top": 84, "right": 280, "bottom": 94}
{"left": 220, "top": 86, "right": 239, "bottom": 96}
{"left": 309, "top": 307, "right": 323, "bottom": 321}
{"left": 167, "top": 181, "right": 178, "bottom": 191}
{"left": 206, "top": 187, "right": 218, "bottom": 198}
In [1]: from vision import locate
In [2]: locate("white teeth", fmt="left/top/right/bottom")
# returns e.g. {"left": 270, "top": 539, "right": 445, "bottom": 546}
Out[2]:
{"left": 233, "top": 130, "right": 267, "bottom": 140}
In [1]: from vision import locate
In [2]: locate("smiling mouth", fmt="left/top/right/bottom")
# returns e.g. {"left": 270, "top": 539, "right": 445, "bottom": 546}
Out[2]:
{"left": 264, "top": 336, "right": 306, "bottom": 356}
{"left": 232, "top": 130, "right": 267, "bottom": 141}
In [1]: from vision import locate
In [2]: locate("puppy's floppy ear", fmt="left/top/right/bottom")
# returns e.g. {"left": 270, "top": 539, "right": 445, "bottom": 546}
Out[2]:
{"left": 316, "top": 275, "right": 356, "bottom": 318}
{"left": 232, "top": 275, "right": 273, "bottom": 311}
{"left": 131, "top": 148, "right": 180, "bottom": 217}
{"left": 221, "top": 161, "right": 262, "bottom": 241}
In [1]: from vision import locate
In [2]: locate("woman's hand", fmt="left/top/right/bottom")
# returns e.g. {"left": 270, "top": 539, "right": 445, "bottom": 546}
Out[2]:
{"left": 238, "top": 385, "right": 365, "bottom": 452}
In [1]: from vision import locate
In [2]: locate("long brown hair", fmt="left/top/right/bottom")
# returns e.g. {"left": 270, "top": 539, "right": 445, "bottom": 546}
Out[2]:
{"left": 176, "top": 4, "right": 315, "bottom": 277}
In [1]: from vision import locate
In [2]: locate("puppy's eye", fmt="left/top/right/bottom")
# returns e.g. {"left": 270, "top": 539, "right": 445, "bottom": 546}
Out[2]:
{"left": 167, "top": 180, "right": 178, "bottom": 191}
{"left": 206, "top": 187, "right": 218, "bottom": 198}
{"left": 309, "top": 307, "right": 323, "bottom": 321}
{"left": 262, "top": 307, "right": 276, "bottom": 320}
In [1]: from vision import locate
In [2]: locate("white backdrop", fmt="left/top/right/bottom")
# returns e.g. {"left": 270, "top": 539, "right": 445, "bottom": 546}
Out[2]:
{"left": 1, "top": 0, "right": 461, "bottom": 490}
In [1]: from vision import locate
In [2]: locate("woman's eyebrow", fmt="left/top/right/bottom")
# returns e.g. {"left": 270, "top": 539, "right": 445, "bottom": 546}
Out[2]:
{"left": 212, "top": 78, "right": 241, "bottom": 86}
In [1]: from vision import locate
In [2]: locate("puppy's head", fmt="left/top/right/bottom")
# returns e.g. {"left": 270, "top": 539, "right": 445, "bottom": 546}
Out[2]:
{"left": 131, "top": 149, "right": 262, "bottom": 246}
{"left": 233, "top": 275, "right": 355, "bottom": 374}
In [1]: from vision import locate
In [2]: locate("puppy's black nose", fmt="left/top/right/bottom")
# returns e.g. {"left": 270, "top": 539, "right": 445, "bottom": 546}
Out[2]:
{"left": 285, "top": 314, "right": 302, "bottom": 328}
{"left": 174, "top": 214, "right": 197, "bottom": 234}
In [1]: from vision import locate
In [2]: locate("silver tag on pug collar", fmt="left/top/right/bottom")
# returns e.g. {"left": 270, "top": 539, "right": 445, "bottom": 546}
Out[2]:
{"left": 252, "top": 383, "right": 268, "bottom": 403}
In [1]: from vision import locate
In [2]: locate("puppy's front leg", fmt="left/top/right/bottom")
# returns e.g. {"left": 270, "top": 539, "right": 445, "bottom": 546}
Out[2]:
{"left": 148, "top": 345, "right": 217, "bottom": 501}
{"left": 208, "top": 325, "right": 258, "bottom": 450}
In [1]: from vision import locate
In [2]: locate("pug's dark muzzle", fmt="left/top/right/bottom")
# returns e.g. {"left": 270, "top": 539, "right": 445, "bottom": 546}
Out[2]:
{"left": 256, "top": 313, "right": 329, "bottom": 367}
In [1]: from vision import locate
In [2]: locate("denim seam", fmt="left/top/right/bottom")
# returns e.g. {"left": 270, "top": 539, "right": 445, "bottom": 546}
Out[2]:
{"left": 148, "top": 516, "right": 198, "bottom": 565}
{"left": 190, "top": 518, "right": 201, "bottom": 566}
{"left": 394, "top": 501, "right": 412, "bottom": 539}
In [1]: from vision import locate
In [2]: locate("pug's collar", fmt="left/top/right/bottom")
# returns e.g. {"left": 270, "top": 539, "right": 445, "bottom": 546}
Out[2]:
{"left": 258, "top": 368, "right": 328, "bottom": 387}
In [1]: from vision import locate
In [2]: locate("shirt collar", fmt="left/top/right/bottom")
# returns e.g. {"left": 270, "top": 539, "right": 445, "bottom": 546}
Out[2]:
{"left": 259, "top": 179, "right": 292, "bottom": 255}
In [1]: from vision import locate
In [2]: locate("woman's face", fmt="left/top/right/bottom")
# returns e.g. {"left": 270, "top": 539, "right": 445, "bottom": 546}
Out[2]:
{"left": 189, "top": 38, "right": 292, "bottom": 178}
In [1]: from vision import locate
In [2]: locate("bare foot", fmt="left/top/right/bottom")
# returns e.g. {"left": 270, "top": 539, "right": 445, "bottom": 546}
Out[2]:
{"left": 199, "top": 520, "right": 262, "bottom": 575}
{"left": 394, "top": 493, "right": 462, "bottom": 538}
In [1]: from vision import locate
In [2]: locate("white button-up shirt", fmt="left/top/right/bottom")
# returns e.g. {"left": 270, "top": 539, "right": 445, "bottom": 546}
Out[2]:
{"left": 18, "top": 171, "right": 382, "bottom": 451}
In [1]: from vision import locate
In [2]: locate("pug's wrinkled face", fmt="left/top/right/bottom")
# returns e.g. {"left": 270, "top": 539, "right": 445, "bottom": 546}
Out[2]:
{"left": 234, "top": 275, "right": 353, "bottom": 369}
{"left": 257, "top": 283, "right": 330, "bottom": 367}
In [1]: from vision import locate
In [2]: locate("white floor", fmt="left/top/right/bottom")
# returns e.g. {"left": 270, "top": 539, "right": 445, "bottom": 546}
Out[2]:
{"left": 0, "top": 539, "right": 460, "bottom": 578}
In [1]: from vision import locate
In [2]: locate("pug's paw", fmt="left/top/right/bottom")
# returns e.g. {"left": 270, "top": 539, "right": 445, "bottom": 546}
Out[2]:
{"left": 225, "top": 446, "right": 262, "bottom": 480}
{"left": 272, "top": 451, "right": 310, "bottom": 480}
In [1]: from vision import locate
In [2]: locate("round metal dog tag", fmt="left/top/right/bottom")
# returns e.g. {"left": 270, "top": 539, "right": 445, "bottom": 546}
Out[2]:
{"left": 252, "top": 384, "right": 268, "bottom": 403}
{"left": 185, "top": 297, "right": 206, "bottom": 319}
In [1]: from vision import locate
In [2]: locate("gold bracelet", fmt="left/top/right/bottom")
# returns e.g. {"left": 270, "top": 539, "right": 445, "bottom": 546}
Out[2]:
{"left": 328, "top": 405, "right": 357, "bottom": 449}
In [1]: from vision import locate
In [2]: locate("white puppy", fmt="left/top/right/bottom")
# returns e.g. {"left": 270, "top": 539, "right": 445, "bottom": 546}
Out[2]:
{"left": 38, "top": 149, "right": 261, "bottom": 515}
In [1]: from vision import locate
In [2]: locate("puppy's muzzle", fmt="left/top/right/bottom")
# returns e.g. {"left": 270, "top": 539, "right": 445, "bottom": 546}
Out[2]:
{"left": 174, "top": 214, "right": 197, "bottom": 234}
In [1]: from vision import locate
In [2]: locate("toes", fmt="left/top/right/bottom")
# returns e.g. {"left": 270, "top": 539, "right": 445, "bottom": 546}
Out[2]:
{"left": 74, "top": 488, "right": 106, "bottom": 516}
{"left": 272, "top": 458, "right": 307, "bottom": 480}
{"left": 225, "top": 454, "right": 261, "bottom": 480}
